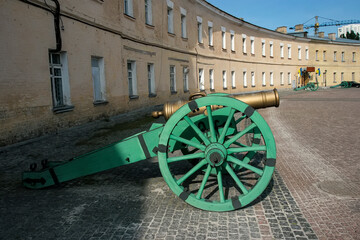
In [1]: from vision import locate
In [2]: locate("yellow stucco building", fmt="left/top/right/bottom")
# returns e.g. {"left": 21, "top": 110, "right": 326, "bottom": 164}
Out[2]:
{"left": 1, "top": 0, "right": 359, "bottom": 146}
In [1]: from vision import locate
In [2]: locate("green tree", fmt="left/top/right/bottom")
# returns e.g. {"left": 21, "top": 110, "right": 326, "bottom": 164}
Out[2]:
{"left": 340, "top": 30, "right": 360, "bottom": 40}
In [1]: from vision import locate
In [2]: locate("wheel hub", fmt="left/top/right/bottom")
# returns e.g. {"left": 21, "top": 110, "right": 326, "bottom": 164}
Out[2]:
{"left": 205, "top": 143, "right": 227, "bottom": 167}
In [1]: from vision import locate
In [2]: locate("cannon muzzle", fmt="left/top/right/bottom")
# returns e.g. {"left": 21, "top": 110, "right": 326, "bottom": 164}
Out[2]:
{"left": 152, "top": 89, "right": 280, "bottom": 120}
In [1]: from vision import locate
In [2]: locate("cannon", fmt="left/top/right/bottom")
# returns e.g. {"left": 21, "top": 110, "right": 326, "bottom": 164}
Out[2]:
{"left": 294, "top": 82, "right": 319, "bottom": 91}
{"left": 22, "top": 89, "right": 280, "bottom": 212}
{"left": 330, "top": 81, "right": 358, "bottom": 88}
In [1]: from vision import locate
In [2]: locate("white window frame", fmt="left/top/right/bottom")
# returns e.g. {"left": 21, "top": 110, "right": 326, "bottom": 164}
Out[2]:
{"left": 353, "top": 52, "right": 356, "bottom": 62}
{"left": 270, "top": 41, "right": 273, "bottom": 57}
{"left": 148, "top": 63, "right": 155, "bottom": 96}
{"left": 199, "top": 68, "right": 205, "bottom": 90}
{"left": 250, "top": 36, "right": 255, "bottom": 55}
{"left": 341, "top": 52, "right": 345, "bottom": 62}
{"left": 261, "top": 39, "right": 265, "bottom": 56}
{"left": 183, "top": 66, "right": 189, "bottom": 92}
{"left": 316, "top": 50, "right": 319, "bottom": 61}
{"left": 127, "top": 60, "right": 137, "bottom": 97}
{"left": 288, "top": 44, "right": 292, "bottom": 59}
{"left": 270, "top": 72, "right": 274, "bottom": 86}
{"left": 288, "top": 72, "right": 291, "bottom": 85}
{"left": 124, "top": 0, "right": 134, "bottom": 17}
{"left": 231, "top": 71, "right": 236, "bottom": 88}
{"left": 323, "top": 50, "right": 326, "bottom": 61}
{"left": 221, "top": 26, "right": 226, "bottom": 49}
{"left": 230, "top": 30, "right": 235, "bottom": 51}
{"left": 180, "top": 8, "right": 187, "bottom": 38}
{"left": 167, "top": 0, "right": 174, "bottom": 34}
{"left": 197, "top": 16, "right": 203, "bottom": 43}
{"left": 49, "top": 52, "right": 71, "bottom": 108}
{"left": 333, "top": 72, "right": 337, "bottom": 83}
{"left": 305, "top": 47, "right": 309, "bottom": 60}
{"left": 145, "top": 0, "right": 152, "bottom": 25}
{"left": 341, "top": 72, "right": 344, "bottom": 82}
{"left": 280, "top": 72, "right": 284, "bottom": 85}
{"left": 243, "top": 71, "right": 247, "bottom": 87}
{"left": 251, "top": 71, "right": 255, "bottom": 87}
{"left": 170, "top": 65, "right": 176, "bottom": 93}
{"left": 209, "top": 69, "right": 214, "bottom": 90}
{"left": 262, "top": 72, "right": 266, "bottom": 86}
{"left": 298, "top": 46, "right": 302, "bottom": 60}
{"left": 223, "top": 70, "right": 227, "bottom": 89}
{"left": 352, "top": 72, "right": 355, "bottom": 81}
{"left": 280, "top": 43, "right": 284, "bottom": 58}
{"left": 334, "top": 51, "right": 337, "bottom": 61}
{"left": 92, "top": 56, "right": 106, "bottom": 102}
{"left": 208, "top": 21, "right": 213, "bottom": 46}
{"left": 242, "top": 34, "right": 247, "bottom": 54}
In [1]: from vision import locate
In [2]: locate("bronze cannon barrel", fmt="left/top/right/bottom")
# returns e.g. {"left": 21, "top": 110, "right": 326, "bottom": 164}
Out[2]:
{"left": 152, "top": 88, "right": 280, "bottom": 120}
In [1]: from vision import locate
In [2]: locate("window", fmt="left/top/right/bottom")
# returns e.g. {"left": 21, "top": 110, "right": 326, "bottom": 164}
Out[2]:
{"left": 242, "top": 34, "right": 247, "bottom": 54}
{"left": 221, "top": 27, "right": 226, "bottom": 49}
{"left": 208, "top": 22, "right": 213, "bottom": 46}
{"left": 250, "top": 37, "right": 255, "bottom": 54}
{"left": 333, "top": 72, "right": 337, "bottom": 83}
{"left": 183, "top": 67, "right": 189, "bottom": 92}
{"left": 127, "top": 60, "right": 137, "bottom": 97}
{"left": 209, "top": 69, "right": 214, "bottom": 90}
{"left": 298, "top": 46, "right": 302, "bottom": 60}
{"left": 288, "top": 72, "right": 291, "bottom": 85}
{"left": 341, "top": 52, "right": 345, "bottom": 62}
{"left": 334, "top": 51, "right": 337, "bottom": 61}
{"left": 222, "top": 70, "right": 227, "bottom": 89}
{"left": 251, "top": 72, "right": 255, "bottom": 87}
{"left": 341, "top": 72, "right": 344, "bottom": 82}
{"left": 315, "top": 50, "right": 319, "bottom": 61}
{"left": 262, "top": 40, "right": 265, "bottom": 56}
{"left": 145, "top": 0, "right": 152, "bottom": 25}
{"left": 230, "top": 30, "right": 235, "bottom": 51}
{"left": 231, "top": 71, "right": 236, "bottom": 88}
{"left": 197, "top": 16, "right": 203, "bottom": 43}
{"left": 353, "top": 52, "right": 356, "bottom": 62}
{"left": 49, "top": 52, "right": 71, "bottom": 109}
{"left": 148, "top": 63, "right": 155, "bottom": 96}
{"left": 199, "top": 68, "right": 204, "bottom": 90}
{"left": 288, "top": 44, "right": 292, "bottom": 59}
{"left": 280, "top": 72, "right": 284, "bottom": 85}
{"left": 270, "top": 41, "right": 273, "bottom": 57}
{"left": 270, "top": 72, "right": 274, "bottom": 86}
{"left": 280, "top": 43, "right": 284, "bottom": 58}
{"left": 352, "top": 72, "right": 355, "bottom": 81}
{"left": 170, "top": 65, "right": 176, "bottom": 93}
{"left": 323, "top": 51, "right": 326, "bottom": 61}
{"left": 167, "top": 1, "right": 174, "bottom": 34}
{"left": 262, "top": 72, "right": 266, "bottom": 86}
{"left": 180, "top": 8, "right": 187, "bottom": 38}
{"left": 124, "top": 0, "right": 133, "bottom": 17}
{"left": 92, "top": 56, "right": 106, "bottom": 102}
{"left": 243, "top": 71, "right": 247, "bottom": 87}
{"left": 305, "top": 48, "right": 309, "bottom": 60}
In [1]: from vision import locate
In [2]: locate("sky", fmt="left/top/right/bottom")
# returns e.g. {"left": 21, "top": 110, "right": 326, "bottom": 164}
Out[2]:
{"left": 206, "top": 0, "right": 360, "bottom": 37}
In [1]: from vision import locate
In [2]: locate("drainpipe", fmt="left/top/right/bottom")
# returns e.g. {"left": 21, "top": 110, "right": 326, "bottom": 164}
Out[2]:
{"left": 48, "top": 0, "right": 62, "bottom": 53}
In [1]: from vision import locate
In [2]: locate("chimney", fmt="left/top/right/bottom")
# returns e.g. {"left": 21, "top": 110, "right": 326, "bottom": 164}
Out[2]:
{"left": 328, "top": 33, "right": 336, "bottom": 40}
{"left": 276, "top": 26, "right": 287, "bottom": 34}
{"left": 295, "top": 24, "right": 304, "bottom": 32}
{"left": 318, "top": 32, "right": 325, "bottom": 38}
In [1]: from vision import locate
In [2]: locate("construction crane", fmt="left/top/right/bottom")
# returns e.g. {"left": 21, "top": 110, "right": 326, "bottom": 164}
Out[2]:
{"left": 289, "top": 16, "right": 360, "bottom": 36}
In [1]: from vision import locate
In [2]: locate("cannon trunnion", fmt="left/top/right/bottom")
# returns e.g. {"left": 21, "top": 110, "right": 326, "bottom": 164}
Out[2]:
{"left": 23, "top": 89, "right": 280, "bottom": 212}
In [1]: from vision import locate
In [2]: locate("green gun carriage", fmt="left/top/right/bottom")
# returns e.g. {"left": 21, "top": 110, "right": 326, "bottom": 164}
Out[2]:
{"left": 23, "top": 89, "right": 280, "bottom": 212}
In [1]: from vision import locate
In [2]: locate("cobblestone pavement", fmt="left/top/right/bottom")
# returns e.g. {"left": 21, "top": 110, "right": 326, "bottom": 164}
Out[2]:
{"left": 0, "top": 88, "right": 359, "bottom": 240}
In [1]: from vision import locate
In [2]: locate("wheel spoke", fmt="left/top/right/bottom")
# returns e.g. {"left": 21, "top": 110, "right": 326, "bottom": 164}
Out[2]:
{"left": 167, "top": 152, "right": 205, "bottom": 163}
{"left": 184, "top": 116, "right": 211, "bottom": 146}
{"left": 224, "top": 123, "right": 256, "bottom": 148}
{"left": 196, "top": 164, "right": 212, "bottom": 199}
{"left": 227, "top": 155, "right": 264, "bottom": 176}
{"left": 225, "top": 163, "right": 249, "bottom": 194}
{"left": 207, "top": 106, "right": 217, "bottom": 143}
{"left": 227, "top": 146, "right": 266, "bottom": 154}
{"left": 218, "top": 108, "right": 236, "bottom": 144}
{"left": 176, "top": 159, "right": 207, "bottom": 185}
{"left": 170, "top": 134, "right": 206, "bottom": 151}
{"left": 217, "top": 168, "right": 225, "bottom": 202}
